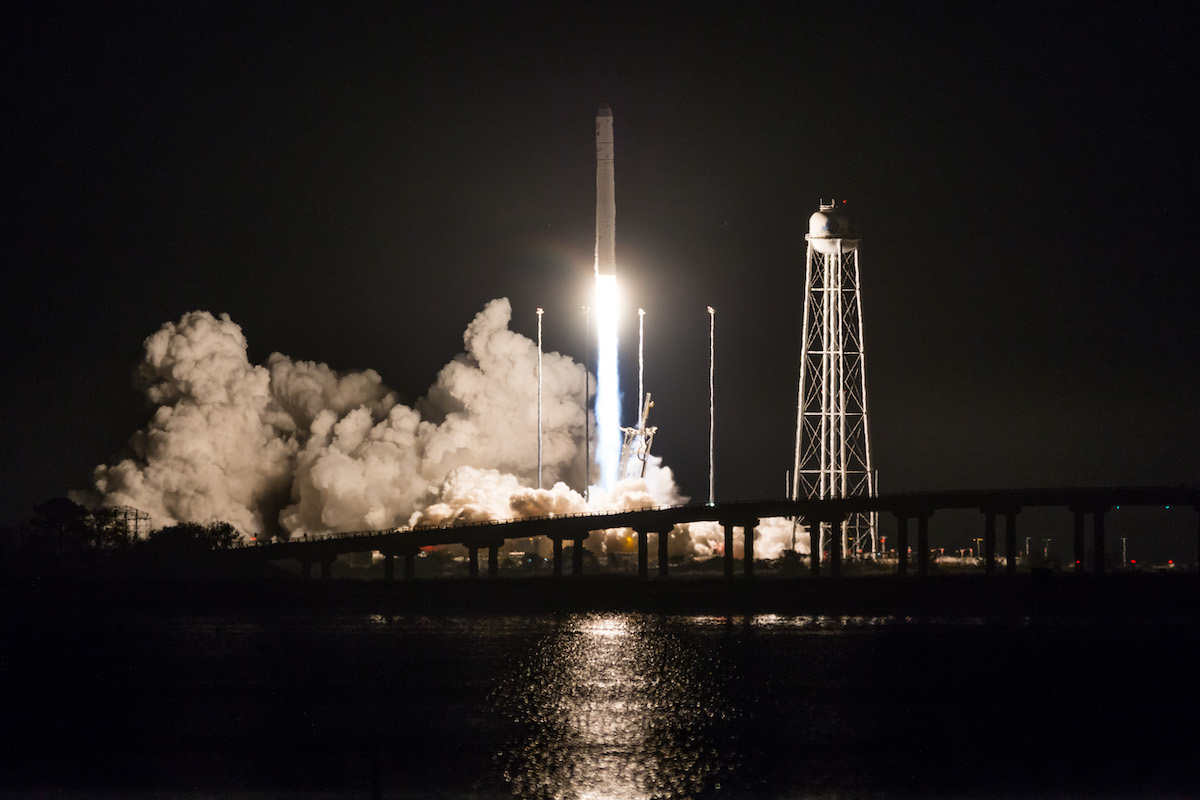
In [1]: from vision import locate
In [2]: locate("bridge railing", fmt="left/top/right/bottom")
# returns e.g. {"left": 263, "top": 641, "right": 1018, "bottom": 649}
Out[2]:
{"left": 230, "top": 487, "right": 1198, "bottom": 551}
{"left": 234, "top": 503, "right": 687, "bottom": 549}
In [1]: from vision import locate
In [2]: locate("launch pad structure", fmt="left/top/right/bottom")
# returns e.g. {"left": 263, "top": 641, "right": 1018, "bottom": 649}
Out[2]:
{"left": 618, "top": 393, "right": 657, "bottom": 481}
{"left": 792, "top": 200, "right": 878, "bottom": 559}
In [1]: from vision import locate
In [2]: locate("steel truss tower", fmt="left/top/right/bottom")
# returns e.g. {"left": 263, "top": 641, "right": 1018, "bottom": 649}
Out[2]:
{"left": 792, "top": 200, "right": 877, "bottom": 560}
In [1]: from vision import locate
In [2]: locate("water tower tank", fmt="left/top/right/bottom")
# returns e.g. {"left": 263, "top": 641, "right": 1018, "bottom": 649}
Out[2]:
{"left": 806, "top": 200, "right": 860, "bottom": 254}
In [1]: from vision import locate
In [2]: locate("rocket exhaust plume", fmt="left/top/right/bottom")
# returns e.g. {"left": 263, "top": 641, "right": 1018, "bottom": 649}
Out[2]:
{"left": 594, "top": 275, "right": 619, "bottom": 488}
{"left": 594, "top": 103, "right": 621, "bottom": 489}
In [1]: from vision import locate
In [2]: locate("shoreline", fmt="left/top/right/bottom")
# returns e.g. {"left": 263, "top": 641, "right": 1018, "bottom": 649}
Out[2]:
{"left": 5, "top": 571, "right": 1197, "bottom": 621}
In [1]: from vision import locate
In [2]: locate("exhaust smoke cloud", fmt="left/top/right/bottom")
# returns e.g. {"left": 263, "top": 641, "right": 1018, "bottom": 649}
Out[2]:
{"left": 82, "top": 299, "right": 809, "bottom": 559}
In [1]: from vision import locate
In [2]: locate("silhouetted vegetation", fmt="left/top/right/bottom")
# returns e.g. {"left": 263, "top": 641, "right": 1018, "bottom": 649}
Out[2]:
{"left": 0, "top": 498, "right": 243, "bottom": 582}
{"left": 144, "top": 521, "right": 239, "bottom": 552}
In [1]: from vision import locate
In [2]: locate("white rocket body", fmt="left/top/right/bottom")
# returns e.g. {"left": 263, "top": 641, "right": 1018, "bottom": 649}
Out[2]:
{"left": 595, "top": 104, "right": 615, "bottom": 276}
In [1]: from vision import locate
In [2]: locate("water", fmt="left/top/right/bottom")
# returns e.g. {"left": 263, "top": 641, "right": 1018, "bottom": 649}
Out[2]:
{"left": 3, "top": 604, "right": 1197, "bottom": 798}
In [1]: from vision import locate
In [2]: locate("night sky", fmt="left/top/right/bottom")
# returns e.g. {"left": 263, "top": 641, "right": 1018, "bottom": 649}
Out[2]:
{"left": 4, "top": 1, "right": 1197, "bottom": 528}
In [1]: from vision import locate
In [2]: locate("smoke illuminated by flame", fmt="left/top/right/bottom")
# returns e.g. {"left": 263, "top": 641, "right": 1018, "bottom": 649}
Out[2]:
{"left": 594, "top": 274, "right": 621, "bottom": 489}
{"left": 78, "top": 297, "right": 810, "bottom": 559}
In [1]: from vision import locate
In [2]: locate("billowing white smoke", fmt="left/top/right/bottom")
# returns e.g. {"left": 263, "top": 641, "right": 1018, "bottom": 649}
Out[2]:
{"left": 682, "top": 517, "right": 812, "bottom": 560}
{"left": 86, "top": 299, "right": 705, "bottom": 551}
{"left": 88, "top": 311, "right": 301, "bottom": 536}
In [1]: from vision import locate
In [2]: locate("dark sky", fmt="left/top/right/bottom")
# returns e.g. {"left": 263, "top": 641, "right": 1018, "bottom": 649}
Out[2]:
{"left": 3, "top": 1, "right": 1197, "bottom": 527}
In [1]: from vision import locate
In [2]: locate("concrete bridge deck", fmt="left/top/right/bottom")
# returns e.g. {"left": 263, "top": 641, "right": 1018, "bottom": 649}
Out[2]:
{"left": 229, "top": 486, "right": 1200, "bottom": 581}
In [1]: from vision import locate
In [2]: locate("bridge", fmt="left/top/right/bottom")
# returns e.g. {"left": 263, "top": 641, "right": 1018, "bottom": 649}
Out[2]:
{"left": 231, "top": 486, "right": 1200, "bottom": 581}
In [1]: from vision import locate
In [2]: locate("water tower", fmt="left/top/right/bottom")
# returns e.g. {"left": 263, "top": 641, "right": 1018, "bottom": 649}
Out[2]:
{"left": 792, "top": 200, "right": 878, "bottom": 559}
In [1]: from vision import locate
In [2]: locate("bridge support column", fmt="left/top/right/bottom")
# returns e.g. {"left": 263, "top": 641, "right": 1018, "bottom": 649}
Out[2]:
{"left": 383, "top": 552, "right": 395, "bottom": 583}
{"left": 658, "top": 529, "right": 670, "bottom": 578}
{"left": 404, "top": 550, "right": 415, "bottom": 581}
{"left": 715, "top": 519, "right": 757, "bottom": 579}
{"left": 744, "top": 524, "right": 755, "bottom": 579}
{"left": 488, "top": 545, "right": 499, "bottom": 579}
{"left": 983, "top": 511, "right": 997, "bottom": 576}
{"left": 1093, "top": 510, "right": 1107, "bottom": 574}
{"left": 723, "top": 523, "right": 735, "bottom": 579}
{"left": 803, "top": 516, "right": 845, "bottom": 578}
{"left": 468, "top": 546, "right": 479, "bottom": 579}
{"left": 572, "top": 538, "right": 585, "bottom": 577}
{"left": 638, "top": 530, "right": 648, "bottom": 579}
{"left": 552, "top": 538, "right": 563, "bottom": 578}
{"left": 917, "top": 515, "right": 930, "bottom": 577}
{"left": 320, "top": 556, "right": 333, "bottom": 581}
{"left": 1005, "top": 512, "right": 1018, "bottom": 574}
{"left": 895, "top": 515, "right": 908, "bottom": 576}
{"left": 1074, "top": 509, "right": 1086, "bottom": 572}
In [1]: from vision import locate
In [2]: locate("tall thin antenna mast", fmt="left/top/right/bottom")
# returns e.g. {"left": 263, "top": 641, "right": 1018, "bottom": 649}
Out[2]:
{"left": 708, "top": 305, "right": 715, "bottom": 507}
{"left": 583, "top": 306, "right": 590, "bottom": 501}
{"left": 637, "top": 308, "right": 645, "bottom": 426}
{"left": 536, "top": 307, "right": 544, "bottom": 490}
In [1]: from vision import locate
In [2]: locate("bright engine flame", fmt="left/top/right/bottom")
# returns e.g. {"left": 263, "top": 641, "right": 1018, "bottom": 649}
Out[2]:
{"left": 594, "top": 273, "right": 620, "bottom": 489}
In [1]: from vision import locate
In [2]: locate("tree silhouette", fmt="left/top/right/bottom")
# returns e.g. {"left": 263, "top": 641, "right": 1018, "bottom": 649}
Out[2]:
{"left": 146, "top": 521, "right": 240, "bottom": 553}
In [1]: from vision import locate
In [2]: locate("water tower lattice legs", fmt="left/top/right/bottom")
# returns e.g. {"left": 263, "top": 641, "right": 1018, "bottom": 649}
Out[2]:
{"left": 792, "top": 231, "right": 877, "bottom": 555}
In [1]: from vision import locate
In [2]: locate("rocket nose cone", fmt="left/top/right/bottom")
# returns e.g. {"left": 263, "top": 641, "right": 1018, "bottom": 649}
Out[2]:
{"left": 598, "top": 103, "right": 612, "bottom": 117}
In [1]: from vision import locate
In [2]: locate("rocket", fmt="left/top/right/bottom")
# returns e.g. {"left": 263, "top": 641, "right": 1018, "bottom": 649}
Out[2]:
{"left": 595, "top": 103, "right": 615, "bottom": 277}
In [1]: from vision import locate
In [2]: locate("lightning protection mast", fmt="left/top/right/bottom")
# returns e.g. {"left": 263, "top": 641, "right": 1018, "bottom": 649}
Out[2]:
{"left": 792, "top": 200, "right": 878, "bottom": 562}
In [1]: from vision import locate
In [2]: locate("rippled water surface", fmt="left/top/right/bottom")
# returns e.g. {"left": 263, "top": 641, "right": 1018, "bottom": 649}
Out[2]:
{"left": 3, "top": 607, "right": 1197, "bottom": 798}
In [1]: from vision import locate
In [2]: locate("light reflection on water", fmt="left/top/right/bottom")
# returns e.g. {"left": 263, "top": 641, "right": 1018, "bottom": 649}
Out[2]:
{"left": 7, "top": 607, "right": 1190, "bottom": 797}
{"left": 491, "top": 613, "right": 736, "bottom": 800}
{"left": 741, "top": 613, "right": 892, "bottom": 630}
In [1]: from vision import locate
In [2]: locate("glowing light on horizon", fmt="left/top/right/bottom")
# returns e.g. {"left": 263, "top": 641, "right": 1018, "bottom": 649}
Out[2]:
{"left": 595, "top": 274, "right": 621, "bottom": 490}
